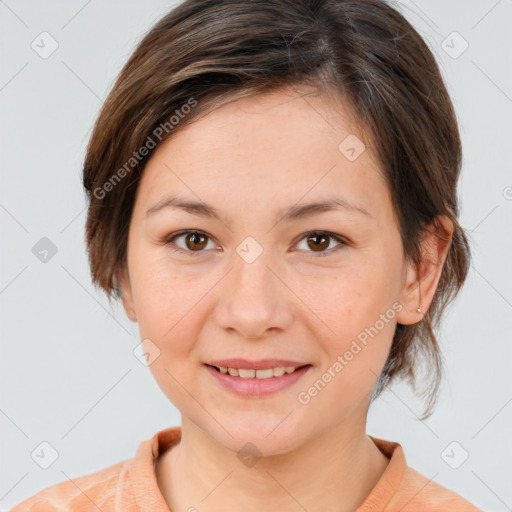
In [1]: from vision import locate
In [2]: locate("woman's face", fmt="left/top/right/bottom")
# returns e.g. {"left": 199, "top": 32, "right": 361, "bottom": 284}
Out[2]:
{"left": 121, "top": 86, "right": 423, "bottom": 455}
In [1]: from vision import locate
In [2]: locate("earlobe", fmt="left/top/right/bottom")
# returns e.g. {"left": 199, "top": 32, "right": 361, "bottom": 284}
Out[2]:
{"left": 116, "top": 269, "right": 138, "bottom": 322}
{"left": 122, "top": 292, "right": 138, "bottom": 323}
{"left": 396, "top": 215, "right": 453, "bottom": 325}
{"left": 396, "top": 261, "right": 422, "bottom": 325}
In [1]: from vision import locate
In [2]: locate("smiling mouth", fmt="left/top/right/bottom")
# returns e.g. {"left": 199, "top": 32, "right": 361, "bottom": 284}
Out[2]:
{"left": 206, "top": 364, "right": 311, "bottom": 379}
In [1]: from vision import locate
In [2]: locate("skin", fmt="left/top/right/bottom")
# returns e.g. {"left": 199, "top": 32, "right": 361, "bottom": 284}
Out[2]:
{"left": 119, "top": 85, "right": 453, "bottom": 512}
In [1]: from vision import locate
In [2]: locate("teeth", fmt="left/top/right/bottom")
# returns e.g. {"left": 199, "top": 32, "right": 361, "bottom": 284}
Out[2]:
{"left": 215, "top": 365, "right": 303, "bottom": 378}
{"left": 238, "top": 368, "right": 256, "bottom": 378}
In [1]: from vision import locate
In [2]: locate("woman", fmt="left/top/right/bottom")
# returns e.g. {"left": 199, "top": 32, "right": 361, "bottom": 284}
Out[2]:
{"left": 10, "top": 0, "right": 482, "bottom": 510}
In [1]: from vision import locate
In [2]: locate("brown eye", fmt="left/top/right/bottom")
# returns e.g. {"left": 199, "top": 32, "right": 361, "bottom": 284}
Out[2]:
{"left": 184, "top": 232, "right": 208, "bottom": 251}
{"left": 306, "top": 233, "right": 330, "bottom": 251}
{"left": 295, "top": 230, "right": 348, "bottom": 256}
{"left": 164, "top": 230, "right": 215, "bottom": 256}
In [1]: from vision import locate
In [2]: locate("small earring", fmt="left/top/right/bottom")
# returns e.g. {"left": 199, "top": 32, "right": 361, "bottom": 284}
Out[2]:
{"left": 417, "top": 307, "right": 422, "bottom": 313}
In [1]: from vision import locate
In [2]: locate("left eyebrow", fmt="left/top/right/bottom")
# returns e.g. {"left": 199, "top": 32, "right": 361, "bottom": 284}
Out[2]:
{"left": 146, "top": 195, "right": 373, "bottom": 223}
{"left": 277, "top": 198, "right": 373, "bottom": 222}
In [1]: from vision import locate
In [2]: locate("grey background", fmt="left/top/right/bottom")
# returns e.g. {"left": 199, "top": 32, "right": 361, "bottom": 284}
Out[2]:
{"left": 1, "top": 1, "right": 511, "bottom": 511}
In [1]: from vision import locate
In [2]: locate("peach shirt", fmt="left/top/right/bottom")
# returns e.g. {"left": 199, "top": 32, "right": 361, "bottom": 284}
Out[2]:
{"left": 9, "top": 426, "right": 482, "bottom": 511}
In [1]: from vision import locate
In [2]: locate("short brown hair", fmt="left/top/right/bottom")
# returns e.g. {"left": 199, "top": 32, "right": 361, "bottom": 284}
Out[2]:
{"left": 82, "top": 0, "right": 471, "bottom": 419}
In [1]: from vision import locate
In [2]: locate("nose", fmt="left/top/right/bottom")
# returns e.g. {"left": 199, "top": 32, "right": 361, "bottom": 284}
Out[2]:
{"left": 213, "top": 250, "right": 294, "bottom": 340}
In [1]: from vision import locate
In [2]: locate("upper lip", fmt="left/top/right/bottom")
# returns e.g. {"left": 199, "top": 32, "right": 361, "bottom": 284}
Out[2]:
{"left": 206, "top": 359, "right": 310, "bottom": 370}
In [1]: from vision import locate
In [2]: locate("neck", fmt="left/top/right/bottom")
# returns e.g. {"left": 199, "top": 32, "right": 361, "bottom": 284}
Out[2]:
{"left": 156, "top": 409, "right": 390, "bottom": 512}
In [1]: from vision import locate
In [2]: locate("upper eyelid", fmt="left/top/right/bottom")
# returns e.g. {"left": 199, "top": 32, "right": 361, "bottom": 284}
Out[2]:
{"left": 166, "top": 229, "right": 219, "bottom": 246}
{"left": 293, "top": 231, "right": 348, "bottom": 252}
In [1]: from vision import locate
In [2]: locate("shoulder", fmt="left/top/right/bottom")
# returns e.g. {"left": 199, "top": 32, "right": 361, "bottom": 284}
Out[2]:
{"left": 388, "top": 464, "right": 483, "bottom": 511}
{"left": 366, "top": 436, "right": 482, "bottom": 512}
{"left": 8, "top": 459, "right": 130, "bottom": 512}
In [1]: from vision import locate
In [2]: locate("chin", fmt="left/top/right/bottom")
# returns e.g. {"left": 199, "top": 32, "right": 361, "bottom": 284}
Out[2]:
{"left": 203, "top": 414, "right": 308, "bottom": 459}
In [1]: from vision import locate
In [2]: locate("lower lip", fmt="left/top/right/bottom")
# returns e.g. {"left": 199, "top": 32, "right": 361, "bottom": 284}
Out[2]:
{"left": 204, "top": 364, "right": 312, "bottom": 398}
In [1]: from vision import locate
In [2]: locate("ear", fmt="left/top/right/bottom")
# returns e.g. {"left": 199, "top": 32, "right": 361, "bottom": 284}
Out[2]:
{"left": 116, "top": 267, "right": 137, "bottom": 322}
{"left": 396, "top": 215, "right": 453, "bottom": 325}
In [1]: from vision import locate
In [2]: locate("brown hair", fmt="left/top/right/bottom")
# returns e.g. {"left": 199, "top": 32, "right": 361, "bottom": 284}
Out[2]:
{"left": 82, "top": 0, "right": 471, "bottom": 420}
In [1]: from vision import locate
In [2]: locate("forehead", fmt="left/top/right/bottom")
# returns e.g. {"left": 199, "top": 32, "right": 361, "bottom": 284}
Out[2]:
{"left": 158, "top": 86, "right": 367, "bottom": 165}
{"left": 135, "top": 86, "right": 391, "bottom": 225}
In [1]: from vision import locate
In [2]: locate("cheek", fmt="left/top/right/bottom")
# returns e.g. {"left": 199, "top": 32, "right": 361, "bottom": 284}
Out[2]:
{"left": 129, "top": 251, "right": 207, "bottom": 342}
{"left": 128, "top": 256, "right": 212, "bottom": 402}
{"left": 292, "top": 248, "right": 401, "bottom": 338}
{"left": 292, "top": 266, "right": 398, "bottom": 415}
{"left": 290, "top": 248, "right": 401, "bottom": 399}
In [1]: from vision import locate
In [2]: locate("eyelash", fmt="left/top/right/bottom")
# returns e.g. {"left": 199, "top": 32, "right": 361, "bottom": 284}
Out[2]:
{"left": 162, "top": 229, "right": 349, "bottom": 258}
